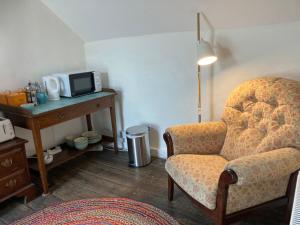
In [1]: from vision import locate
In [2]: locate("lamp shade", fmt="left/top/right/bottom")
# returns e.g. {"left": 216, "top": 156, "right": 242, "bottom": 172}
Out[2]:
{"left": 197, "top": 40, "right": 217, "bottom": 66}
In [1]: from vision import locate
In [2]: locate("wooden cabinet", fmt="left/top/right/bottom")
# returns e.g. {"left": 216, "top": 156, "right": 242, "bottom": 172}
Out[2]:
{"left": 0, "top": 138, "right": 36, "bottom": 203}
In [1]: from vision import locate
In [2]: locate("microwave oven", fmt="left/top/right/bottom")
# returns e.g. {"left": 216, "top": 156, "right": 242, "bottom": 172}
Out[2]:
{"left": 53, "top": 71, "right": 102, "bottom": 97}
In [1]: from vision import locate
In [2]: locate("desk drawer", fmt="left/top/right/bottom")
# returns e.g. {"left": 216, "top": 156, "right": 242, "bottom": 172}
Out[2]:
{"left": 0, "top": 148, "right": 26, "bottom": 178}
{"left": 37, "top": 96, "right": 113, "bottom": 128}
{"left": 0, "top": 169, "right": 29, "bottom": 198}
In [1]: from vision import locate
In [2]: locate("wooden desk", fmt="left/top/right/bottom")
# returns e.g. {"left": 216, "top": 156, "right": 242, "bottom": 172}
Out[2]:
{"left": 0, "top": 90, "right": 118, "bottom": 195}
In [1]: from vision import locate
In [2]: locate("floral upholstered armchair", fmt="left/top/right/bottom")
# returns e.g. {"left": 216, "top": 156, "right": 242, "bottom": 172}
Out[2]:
{"left": 164, "top": 77, "right": 300, "bottom": 225}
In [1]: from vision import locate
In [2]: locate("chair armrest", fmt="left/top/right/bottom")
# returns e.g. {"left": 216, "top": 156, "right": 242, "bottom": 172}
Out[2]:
{"left": 164, "top": 121, "right": 227, "bottom": 156}
{"left": 225, "top": 148, "right": 300, "bottom": 185}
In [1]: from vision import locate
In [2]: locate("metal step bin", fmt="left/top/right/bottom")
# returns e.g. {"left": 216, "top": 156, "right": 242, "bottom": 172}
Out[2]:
{"left": 126, "top": 125, "right": 151, "bottom": 167}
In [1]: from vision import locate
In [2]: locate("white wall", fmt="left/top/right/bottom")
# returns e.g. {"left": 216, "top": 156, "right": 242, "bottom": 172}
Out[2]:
{"left": 85, "top": 21, "right": 300, "bottom": 158}
{"left": 213, "top": 21, "right": 300, "bottom": 119}
{"left": 85, "top": 32, "right": 199, "bottom": 158}
{"left": 0, "top": 0, "right": 86, "bottom": 156}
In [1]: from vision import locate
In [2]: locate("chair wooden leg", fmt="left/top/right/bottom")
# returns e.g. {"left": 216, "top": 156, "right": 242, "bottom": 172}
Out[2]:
{"left": 285, "top": 171, "right": 298, "bottom": 223}
{"left": 215, "top": 220, "right": 225, "bottom": 225}
{"left": 168, "top": 175, "right": 174, "bottom": 201}
{"left": 215, "top": 216, "right": 228, "bottom": 225}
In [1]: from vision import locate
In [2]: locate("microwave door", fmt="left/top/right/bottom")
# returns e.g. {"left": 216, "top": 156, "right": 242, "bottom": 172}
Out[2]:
{"left": 69, "top": 72, "right": 95, "bottom": 97}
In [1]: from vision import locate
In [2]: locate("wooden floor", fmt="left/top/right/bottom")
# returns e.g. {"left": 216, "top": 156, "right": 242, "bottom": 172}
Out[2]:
{"left": 0, "top": 150, "right": 286, "bottom": 225}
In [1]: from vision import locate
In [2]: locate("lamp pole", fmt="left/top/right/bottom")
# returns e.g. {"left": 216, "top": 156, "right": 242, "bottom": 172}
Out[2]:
{"left": 197, "top": 12, "right": 201, "bottom": 122}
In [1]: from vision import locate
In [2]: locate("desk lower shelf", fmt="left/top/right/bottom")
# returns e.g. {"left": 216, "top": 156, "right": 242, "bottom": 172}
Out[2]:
{"left": 28, "top": 136, "right": 114, "bottom": 172}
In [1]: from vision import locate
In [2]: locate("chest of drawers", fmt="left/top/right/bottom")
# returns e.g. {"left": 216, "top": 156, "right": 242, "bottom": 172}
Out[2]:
{"left": 0, "top": 138, "right": 36, "bottom": 203}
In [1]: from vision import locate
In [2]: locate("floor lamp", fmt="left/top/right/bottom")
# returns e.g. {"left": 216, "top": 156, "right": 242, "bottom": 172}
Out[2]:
{"left": 197, "top": 12, "right": 218, "bottom": 122}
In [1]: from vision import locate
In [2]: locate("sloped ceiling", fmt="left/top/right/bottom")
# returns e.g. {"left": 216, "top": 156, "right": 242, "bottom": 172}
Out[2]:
{"left": 42, "top": 0, "right": 300, "bottom": 42}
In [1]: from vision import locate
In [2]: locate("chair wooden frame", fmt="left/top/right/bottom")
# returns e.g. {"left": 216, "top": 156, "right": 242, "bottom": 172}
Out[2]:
{"left": 164, "top": 132, "right": 298, "bottom": 225}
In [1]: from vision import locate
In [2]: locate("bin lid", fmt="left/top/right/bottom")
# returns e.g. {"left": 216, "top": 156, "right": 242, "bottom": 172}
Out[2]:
{"left": 126, "top": 125, "right": 149, "bottom": 136}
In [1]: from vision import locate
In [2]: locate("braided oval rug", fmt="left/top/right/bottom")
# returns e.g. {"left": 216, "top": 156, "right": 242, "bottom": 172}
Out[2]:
{"left": 13, "top": 198, "right": 180, "bottom": 225}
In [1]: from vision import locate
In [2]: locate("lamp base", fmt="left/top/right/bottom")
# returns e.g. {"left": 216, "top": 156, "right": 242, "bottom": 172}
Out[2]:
{"left": 198, "top": 107, "right": 202, "bottom": 122}
{"left": 198, "top": 115, "right": 202, "bottom": 123}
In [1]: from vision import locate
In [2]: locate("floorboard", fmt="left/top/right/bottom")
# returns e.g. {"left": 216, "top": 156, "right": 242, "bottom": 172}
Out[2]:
{"left": 0, "top": 150, "right": 286, "bottom": 225}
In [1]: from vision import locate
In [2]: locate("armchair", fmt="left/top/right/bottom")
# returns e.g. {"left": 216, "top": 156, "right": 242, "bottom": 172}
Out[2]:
{"left": 164, "top": 77, "right": 300, "bottom": 225}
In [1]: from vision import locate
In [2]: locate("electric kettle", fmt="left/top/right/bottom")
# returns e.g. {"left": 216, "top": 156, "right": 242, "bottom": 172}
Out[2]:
{"left": 42, "top": 76, "right": 60, "bottom": 100}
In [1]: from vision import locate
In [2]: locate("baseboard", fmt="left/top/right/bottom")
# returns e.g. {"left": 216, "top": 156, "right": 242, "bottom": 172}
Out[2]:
{"left": 151, "top": 147, "right": 167, "bottom": 159}
{"left": 114, "top": 146, "right": 167, "bottom": 159}
{"left": 101, "top": 130, "right": 167, "bottom": 159}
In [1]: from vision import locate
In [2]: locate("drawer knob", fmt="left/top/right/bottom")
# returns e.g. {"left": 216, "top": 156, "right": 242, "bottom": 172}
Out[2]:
{"left": 5, "top": 179, "right": 17, "bottom": 188}
{"left": 1, "top": 158, "right": 13, "bottom": 168}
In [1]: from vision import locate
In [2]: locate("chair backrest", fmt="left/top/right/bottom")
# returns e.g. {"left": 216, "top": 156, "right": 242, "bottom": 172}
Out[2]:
{"left": 220, "top": 77, "right": 300, "bottom": 161}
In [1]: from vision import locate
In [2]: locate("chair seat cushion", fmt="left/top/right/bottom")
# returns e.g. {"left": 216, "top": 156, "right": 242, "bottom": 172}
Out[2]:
{"left": 165, "top": 154, "right": 228, "bottom": 210}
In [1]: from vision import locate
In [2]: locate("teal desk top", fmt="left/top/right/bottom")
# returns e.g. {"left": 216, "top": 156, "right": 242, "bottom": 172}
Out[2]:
{"left": 31, "top": 92, "right": 114, "bottom": 115}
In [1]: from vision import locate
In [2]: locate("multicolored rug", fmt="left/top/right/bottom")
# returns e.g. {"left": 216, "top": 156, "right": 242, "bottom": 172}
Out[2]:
{"left": 13, "top": 198, "right": 180, "bottom": 225}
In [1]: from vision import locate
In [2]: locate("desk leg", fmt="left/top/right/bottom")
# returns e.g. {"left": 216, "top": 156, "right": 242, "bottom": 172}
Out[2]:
{"left": 31, "top": 122, "right": 49, "bottom": 195}
{"left": 110, "top": 105, "right": 118, "bottom": 153}
{"left": 86, "top": 114, "right": 93, "bottom": 131}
